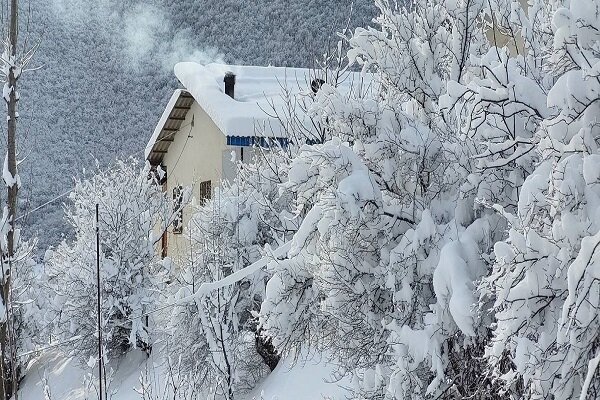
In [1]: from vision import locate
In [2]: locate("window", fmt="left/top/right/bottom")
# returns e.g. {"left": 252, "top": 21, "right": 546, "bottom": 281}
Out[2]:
{"left": 173, "top": 185, "right": 184, "bottom": 234}
{"left": 199, "top": 180, "right": 212, "bottom": 205}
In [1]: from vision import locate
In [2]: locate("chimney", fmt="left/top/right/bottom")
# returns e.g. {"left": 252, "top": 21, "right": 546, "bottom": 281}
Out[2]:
{"left": 224, "top": 72, "right": 236, "bottom": 99}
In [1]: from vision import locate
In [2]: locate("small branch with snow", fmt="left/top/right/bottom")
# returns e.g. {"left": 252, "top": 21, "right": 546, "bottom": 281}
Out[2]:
{"left": 179, "top": 241, "right": 291, "bottom": 304}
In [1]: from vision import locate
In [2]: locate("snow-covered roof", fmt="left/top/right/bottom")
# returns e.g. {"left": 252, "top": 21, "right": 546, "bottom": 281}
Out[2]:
{"left": 146, "top": 62, "right": 371, "bottom": 164}
{"left": 175, "top": 62, "right": 318, "bottom": 138}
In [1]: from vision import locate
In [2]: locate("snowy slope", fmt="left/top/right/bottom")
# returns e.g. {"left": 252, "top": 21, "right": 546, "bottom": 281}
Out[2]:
{"left": 245, "top": 353, "right": 350, "bottom": 400}
{"left": 18, "top": 349, "right": 349, "bottom": 400}
{"left": 19, "top": 350, "right": 165, "bottom": 400}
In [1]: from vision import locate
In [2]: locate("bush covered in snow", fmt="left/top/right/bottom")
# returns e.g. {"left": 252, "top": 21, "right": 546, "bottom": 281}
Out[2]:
{"left": 43, "top": 159, "right": 182, "bottom": 362}
{"left": 482, "top": 1, "right": 600, "bottom": 398}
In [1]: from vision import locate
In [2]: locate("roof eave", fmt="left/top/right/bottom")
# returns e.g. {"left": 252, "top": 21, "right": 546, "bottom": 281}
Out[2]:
{"left": 145, "top": 89, "right": 194, "bottom": 166}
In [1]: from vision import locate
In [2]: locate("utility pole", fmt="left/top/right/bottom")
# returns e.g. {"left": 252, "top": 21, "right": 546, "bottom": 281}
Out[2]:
{"left": 96, "top": 204, "right": 103, "bottom": 400}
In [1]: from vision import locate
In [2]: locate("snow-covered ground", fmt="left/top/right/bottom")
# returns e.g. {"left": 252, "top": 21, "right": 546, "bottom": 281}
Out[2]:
{"left": 17, "top": 349, "right": 349, "bottom": 400}
{"left": 245, "top": 352, "right": 350, "bottom": 400}
{"left": 19, "top": 350, "right": 155, "bottom": 400}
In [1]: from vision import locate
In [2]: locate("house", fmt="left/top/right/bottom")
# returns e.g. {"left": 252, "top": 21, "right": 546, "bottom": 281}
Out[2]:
{"left": 145, "top": 62, "right": 343, "bottom": 262}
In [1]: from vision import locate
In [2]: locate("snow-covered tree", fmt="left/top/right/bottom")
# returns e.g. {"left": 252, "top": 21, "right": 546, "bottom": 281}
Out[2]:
{"left": 0, "top": 0, "right": 40, "bottom": 396}
{"left": 484, "top": 1, "right": 600, "bottom": 398}
{"left": 0, "top": 236, "right": 41, "bottom": 396}
{"left": 258, "top": 1, "right": 516, "bottom": 398}
{"left": 45, "top": 159, "right": 183, "bottom": 362}
{"left": 441, "top": 0, "right": 555, "bottom": 211}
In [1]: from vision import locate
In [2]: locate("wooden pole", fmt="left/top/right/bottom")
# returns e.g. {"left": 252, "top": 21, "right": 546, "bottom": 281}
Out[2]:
{"left": 96, "top": 204, "right": 103, "bottom": 400}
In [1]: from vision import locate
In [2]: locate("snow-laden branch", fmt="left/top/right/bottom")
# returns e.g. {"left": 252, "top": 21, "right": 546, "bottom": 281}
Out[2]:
{"left": 179, "top": 241, "right": 291, "bottom": 305}
{"left": 580, "top": 352, "right": 600, "bottom": 400}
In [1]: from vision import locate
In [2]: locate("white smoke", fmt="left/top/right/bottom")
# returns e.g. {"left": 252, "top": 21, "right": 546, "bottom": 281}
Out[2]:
{"left": 122, "top": 2, "right": 224, "bottom": 71}
{"left": 49, "top": 0, "right": 224, "bottom": 71}
{"left": 123, "top": 4, "right": 165, "bottom": 65}
{"left": 160, "top": 30, "right": 224, "bottom": 71}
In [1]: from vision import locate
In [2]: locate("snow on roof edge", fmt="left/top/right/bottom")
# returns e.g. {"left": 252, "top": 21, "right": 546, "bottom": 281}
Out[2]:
{"left": 145, "top": 89, "right": 185, "bottom": 160}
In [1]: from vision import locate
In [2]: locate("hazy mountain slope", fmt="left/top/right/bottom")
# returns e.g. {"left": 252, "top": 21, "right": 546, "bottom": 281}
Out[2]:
{"left": 14, "top": 0, "right": 375, "bottom": 250}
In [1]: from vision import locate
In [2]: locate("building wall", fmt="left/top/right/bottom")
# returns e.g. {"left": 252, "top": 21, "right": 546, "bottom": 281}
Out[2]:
{"left": 485, "top": 0, "right": 528, "bottom": 55}
{"left": 162, "top": 100, "right": 227, "bottom": 265}
{"left": 222, "top": 146, "right": 259, "bottom": 182}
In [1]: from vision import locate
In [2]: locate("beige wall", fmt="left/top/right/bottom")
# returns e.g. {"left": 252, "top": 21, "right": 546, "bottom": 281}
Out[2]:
{"left": 222, "top": 146, "right": 259, "bottom": 182}
{"left": 162, "top": 100, "right": 227, "bottom": 265}
{"left": 485, "top": 0, "right": 528, "bottom": 56}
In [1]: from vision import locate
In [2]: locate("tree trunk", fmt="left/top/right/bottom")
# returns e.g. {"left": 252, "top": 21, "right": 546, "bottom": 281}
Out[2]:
{"left": 0, "top": 0, "right": 20, "bottom": 398}
{"left": 255, "top": 329, "right": 280, "bottom": 372}
{"left": 7, "top": 0, "right": 19, "bottom": 258}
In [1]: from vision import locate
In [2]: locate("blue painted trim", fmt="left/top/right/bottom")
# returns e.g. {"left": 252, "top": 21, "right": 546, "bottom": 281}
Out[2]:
{"left": 226, "top": 136, "right": 289, "bottom": 148}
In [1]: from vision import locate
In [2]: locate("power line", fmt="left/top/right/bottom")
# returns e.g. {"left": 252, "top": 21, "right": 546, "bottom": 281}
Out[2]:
{"left": 15, "top": 189, "right": 71, "bottom": 222}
